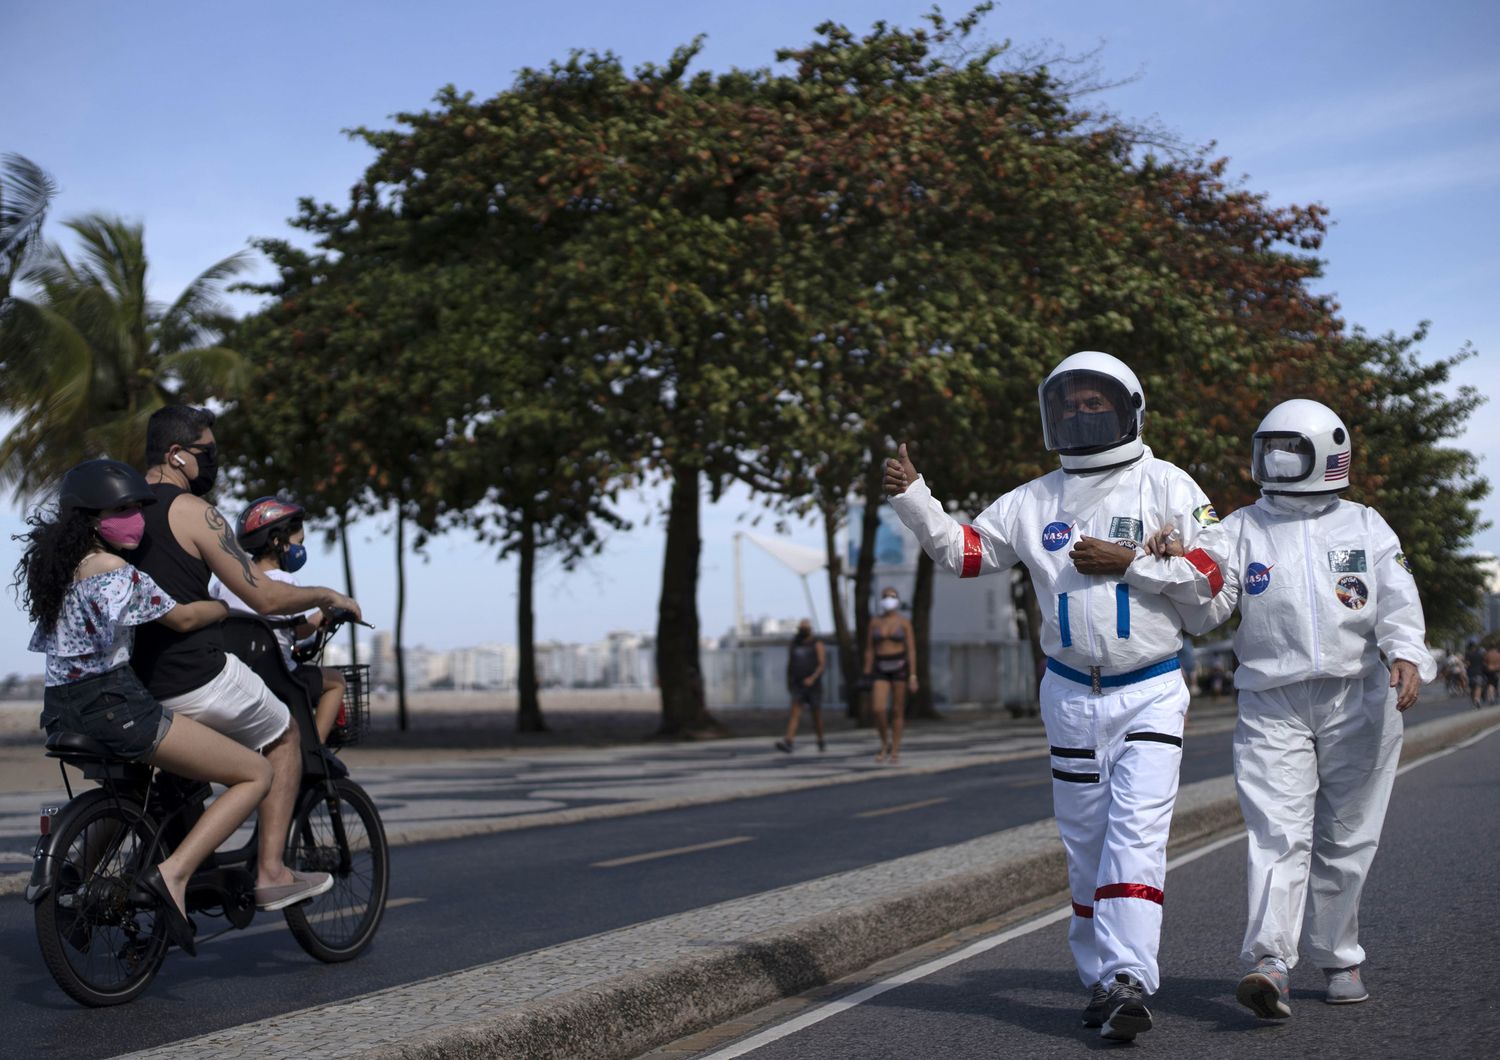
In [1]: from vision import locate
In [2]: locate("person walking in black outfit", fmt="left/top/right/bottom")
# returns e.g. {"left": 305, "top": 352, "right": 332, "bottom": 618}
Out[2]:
{"left": 776, "top": 619, "right": 826, "bottom": 753}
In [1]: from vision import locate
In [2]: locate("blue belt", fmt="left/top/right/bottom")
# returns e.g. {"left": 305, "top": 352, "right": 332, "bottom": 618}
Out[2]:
{"left": 1046, "top": 657, "right": 1180, "bottom": 693}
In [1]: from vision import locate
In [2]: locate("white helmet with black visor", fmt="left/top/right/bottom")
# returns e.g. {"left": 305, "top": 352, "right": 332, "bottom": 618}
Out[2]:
{"left": 1251, "top": 398, "right": 1351, "bottom": 494}
{"left": 1038, "top": 351, "right": 1146, "bottom": 472}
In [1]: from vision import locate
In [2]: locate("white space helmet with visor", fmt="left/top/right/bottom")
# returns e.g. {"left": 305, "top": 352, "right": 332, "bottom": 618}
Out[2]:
{"left": 1251, "top": 398, "right": 1351, "bottom": 494}
{"left": 1038, "top": 351, "right": 1146, "bottom": 472}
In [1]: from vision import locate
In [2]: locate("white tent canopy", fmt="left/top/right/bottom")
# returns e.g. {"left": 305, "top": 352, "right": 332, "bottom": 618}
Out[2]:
{"left": 743, "top": 532, "right": 827, "bottom": 576}
{"left": 734, "top": 532, "right": 829, "bottom": 634}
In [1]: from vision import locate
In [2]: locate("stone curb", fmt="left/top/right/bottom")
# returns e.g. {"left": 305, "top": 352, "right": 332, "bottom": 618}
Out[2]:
{"left": 117, "top": 708, "right": 1499, "bottom": 1060}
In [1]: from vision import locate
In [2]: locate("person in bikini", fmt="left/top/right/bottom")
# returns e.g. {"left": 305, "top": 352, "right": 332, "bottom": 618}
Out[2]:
{"left": 864, "top": 586, "right": 917, "bottom": 763}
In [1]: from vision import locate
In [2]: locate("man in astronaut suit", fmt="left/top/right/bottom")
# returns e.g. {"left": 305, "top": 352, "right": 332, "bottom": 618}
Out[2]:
{"left": 1155, "top": 398, "right": 1434, "bottom": 1019}
{"left": 884, "top": 351, "right": 1227, "bottom": 1041}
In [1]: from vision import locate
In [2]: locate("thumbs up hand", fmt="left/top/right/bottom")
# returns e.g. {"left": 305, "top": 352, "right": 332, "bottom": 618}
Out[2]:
{"left": 884, "top": 442, "right": 919, "bottom": 497}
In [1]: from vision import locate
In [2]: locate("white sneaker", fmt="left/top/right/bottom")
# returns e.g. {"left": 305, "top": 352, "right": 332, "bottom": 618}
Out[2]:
{"left": 255, "top": 869, "right": 334, "bottom": 911}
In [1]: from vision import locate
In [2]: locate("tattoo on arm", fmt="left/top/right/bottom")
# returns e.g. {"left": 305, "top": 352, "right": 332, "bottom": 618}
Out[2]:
{"left": 206, "top": 506, "right": 259, "bottom": 588}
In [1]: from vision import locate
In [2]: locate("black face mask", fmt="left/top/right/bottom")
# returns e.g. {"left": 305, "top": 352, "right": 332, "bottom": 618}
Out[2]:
{"left": 185, "top": 446, "right": 219, "bottom": 497}
{"left": 1062, "top": 411, "right": 1125, "bottom": 450}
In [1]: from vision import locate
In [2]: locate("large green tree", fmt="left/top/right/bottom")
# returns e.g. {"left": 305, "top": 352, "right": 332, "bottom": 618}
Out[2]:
{"left": 1335, "top": 326, "right": 1488, "bottom": 643}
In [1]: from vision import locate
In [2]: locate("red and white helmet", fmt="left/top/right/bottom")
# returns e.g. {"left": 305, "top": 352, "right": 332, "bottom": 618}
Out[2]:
{"left": 1038, "top": 351, "right": 1146, "bottom": 471}
{"left": 236, "top": 496, "right": 305, "bottom": 553}
{"left": 1251, "top": 399, "right": 1352, "bottom": 494}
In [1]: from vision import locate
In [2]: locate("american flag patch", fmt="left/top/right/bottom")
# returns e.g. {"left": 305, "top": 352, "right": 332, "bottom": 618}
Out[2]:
{"left": 1326, "top": 451, "right": 1351, "bottom": 480}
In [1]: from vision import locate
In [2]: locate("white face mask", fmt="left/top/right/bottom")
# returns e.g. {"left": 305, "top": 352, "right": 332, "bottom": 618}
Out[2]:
{"left": 1262, "top": 449, "right": 1306, "bottom": 480}
{"left": 879, "top": 597, "right": 899, "bottom": 612}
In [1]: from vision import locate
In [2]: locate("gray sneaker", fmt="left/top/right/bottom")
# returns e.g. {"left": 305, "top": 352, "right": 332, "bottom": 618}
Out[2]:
{"left": 255, "top": 869, "right": 334, "bottom": 911}
{"left": 1081, "top": 981, "right": 1110, "bottom": 1027}
{"left": 1237, "top": 956, "right": 1292, "bottom": 1019}
{"left": 1099, "top": 973, "right": 1153, "bottom": 1041}
{"left": 1324, "top": 965, "right": 1370, "bottom": 1004}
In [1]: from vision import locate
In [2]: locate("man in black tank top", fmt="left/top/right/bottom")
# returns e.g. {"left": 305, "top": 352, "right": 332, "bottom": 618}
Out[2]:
{"left": 134, "top": 406, "right": 363, "bottom": 911}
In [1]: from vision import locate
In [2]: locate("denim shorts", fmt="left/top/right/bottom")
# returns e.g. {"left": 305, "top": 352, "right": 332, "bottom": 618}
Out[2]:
{"left": 41, "top": 666, "right": 172, "bottom": 762}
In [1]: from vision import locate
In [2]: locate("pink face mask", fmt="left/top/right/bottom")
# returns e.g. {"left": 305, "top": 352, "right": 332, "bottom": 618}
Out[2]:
{"left": 98, "top": 510, "right": 146, "bottom": 549}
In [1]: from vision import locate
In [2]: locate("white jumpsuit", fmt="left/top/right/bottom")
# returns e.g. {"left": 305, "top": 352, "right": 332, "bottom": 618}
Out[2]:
{"left": 891, "top": 448, "right": 1223, "bottom": 993}
{"left": 1183, "top": 494, "right": 1436, "bottom": 970}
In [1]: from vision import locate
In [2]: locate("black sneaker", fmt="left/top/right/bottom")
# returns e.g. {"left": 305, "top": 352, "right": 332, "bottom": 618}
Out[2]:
{"left": 1099, "top": 973, "right": 1153, "bottom": 1041}
{"left": 774, "top": 739, "right": 793, "bottom": 753}
{"left": 1081, "top": 981, "right": 1110, "bottom": 1027}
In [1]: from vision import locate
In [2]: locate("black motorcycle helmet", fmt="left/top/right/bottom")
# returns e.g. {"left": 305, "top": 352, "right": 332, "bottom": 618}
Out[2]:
{"left": 58, "top": 459, "right": 157, "bottom": 513}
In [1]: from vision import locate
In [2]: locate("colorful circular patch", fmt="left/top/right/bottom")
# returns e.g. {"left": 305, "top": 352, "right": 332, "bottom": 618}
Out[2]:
{"left": 1042, "top": 521, "right": 1072, "bottom": 552}
{"left": 1245, "top": 562, "right": 1273, "bottom": 595}
{"left": 1335, "top": 575, "right": 1369, "bottom": 610}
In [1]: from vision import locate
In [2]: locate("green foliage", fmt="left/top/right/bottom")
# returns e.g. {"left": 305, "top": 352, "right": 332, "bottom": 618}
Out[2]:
{"left": 0, "top": 210, "right": 250, "bottom": 500}
{"left": 1341, "top": 326, "right": 1489, "bottom": 643}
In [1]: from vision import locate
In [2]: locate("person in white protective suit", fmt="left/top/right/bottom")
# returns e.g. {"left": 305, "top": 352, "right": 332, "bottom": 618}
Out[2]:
{"left": 1155, "top": 398, "right": 1436, "bottom": 1020}
{"left": 883, "top": 351, "right": 1227, "bottom": 1042}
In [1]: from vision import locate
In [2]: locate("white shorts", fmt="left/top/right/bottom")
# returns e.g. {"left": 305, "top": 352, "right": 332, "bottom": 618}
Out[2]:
{"left": 159, "top": 653, "right": 292, "bottom": 752}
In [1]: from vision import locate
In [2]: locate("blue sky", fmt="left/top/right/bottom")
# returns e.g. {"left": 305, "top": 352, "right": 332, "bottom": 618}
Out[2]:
{"left": 2, "top": 0, "right": 1497, "bottom": 675}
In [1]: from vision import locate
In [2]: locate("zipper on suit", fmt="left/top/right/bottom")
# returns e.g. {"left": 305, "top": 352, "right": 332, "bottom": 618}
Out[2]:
{"left": 1082, "top": 518, "right": 1099, "bottom": 664}
{"left": 1302, "top": 517, "right": 1321, "bottom": 671}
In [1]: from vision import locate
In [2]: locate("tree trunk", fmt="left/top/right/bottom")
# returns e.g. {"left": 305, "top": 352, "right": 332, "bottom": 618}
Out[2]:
{"left": 849, "top": 451, "right": 883, "bottom": 721}
{"left": 516, "top": 510, "right": 547, "bottom": 732}
{"left": 1015, "top": 568, "right": 1045, "bottom": 716}
{"left": 338, "top": 509, "right": 359, "bottom": 667}
{"left": 393, "top": 501, "right": 408, "bottom": 733}
{"left": 655, "top": 463, "right": 717, "bottom": 735}
{"left": 909, "top": 548, "right": 939, "bottom": 718}
{"left": 821, "top": 498, "right": 858, "bottom": 719}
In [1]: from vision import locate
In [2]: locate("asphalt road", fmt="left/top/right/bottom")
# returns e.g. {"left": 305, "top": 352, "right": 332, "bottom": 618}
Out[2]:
{"left": 0, "top": 695, "right": 1480, "bottom": 1058}
{"left": 689, "top": 717, "right": 1500, "bottom": 1058}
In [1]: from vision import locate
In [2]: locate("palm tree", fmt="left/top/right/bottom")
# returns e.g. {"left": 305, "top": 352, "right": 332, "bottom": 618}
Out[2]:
{"left": 1, "top": 153, "right": 56, "bottom": 298}
{"left": 0, "top": 206, "right": 252, "bottom": 501}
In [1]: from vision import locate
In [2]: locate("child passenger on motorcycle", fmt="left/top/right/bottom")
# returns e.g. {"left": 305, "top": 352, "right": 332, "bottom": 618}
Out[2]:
{"left": 209, "top": 497, "right": 346, "bottom": 743}
{"left": 16, "top": 459, "right": 273, "bottom": 956}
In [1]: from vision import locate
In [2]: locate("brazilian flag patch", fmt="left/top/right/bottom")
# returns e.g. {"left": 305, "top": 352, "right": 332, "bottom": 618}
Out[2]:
{"left": 1192, "top": 504, "right": 1220, "bottom": 527}
{"left": 1396, "top": 551, "right": 1413, "bottom": 573}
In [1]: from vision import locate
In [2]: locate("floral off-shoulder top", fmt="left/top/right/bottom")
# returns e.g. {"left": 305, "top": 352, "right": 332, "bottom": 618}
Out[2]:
{"left": 28, "top": 565, "right": 176, "bottom": 686}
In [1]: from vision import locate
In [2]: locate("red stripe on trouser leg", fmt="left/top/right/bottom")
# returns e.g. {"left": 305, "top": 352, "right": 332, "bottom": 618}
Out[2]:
{"left": 1095, "top": 882, "right": 1165, "bottom": 905}
{"left": 1184, "top": 548, "right": 1224, "bottom": 596}
{"left": 960, "top": 525, "right": 981, "bottom": 579}
{"left": 1072, "top": 901, "right": 1094, "bottom": 918}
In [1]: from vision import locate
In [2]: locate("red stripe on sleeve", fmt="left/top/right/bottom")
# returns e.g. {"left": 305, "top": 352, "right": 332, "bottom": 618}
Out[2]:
{"left": 961, "top": 525, "right": 982, "bottom": 579}
{"left": 1072, "top": 901, "right": 1094, "bottom": 918}
{"left": 1095, "top": 882, "right": 1165, "bottom": 905}
{"left": 1184, "top": 547, "right": 1224, "bottom": 596}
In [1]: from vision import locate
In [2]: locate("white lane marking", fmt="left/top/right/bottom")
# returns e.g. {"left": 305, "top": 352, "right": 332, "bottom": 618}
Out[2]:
{"left": 1394, "top": 719, "right": 1500, "bottom": 776}
{"left": 200, "top": 896, "right": 425, "bottom": 946}
{"left": 854, "top": 797, "right": 951, "bottom": 819}
{"left": 703, "top": 725, "right": 1500, "bottom": 1059}
{"left": 592, "top": 835, "right": 755, "bottom": 869}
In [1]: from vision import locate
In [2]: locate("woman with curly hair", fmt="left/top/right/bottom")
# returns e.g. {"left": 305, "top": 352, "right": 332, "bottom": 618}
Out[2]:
{"left": 15, "top": 459, "right": 273, "bottom": 957}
